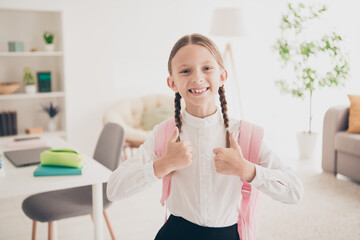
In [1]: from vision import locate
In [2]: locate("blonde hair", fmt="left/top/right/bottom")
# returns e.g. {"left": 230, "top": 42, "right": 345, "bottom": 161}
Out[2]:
{"left": 168, "top": 33, "right": 230, "bottom": 133}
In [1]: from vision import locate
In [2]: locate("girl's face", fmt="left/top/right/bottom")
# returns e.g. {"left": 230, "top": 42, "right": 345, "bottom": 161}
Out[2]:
{"left": 167, "top": 44, "right": 227, "bottom": 118}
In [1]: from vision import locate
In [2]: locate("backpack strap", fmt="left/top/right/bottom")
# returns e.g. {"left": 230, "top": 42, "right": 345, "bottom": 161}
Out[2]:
{"left": 237, "top": 120, "right": 264, "bottom": 240}
{"left": 155, "top": 118, "right": 176, "bottom": 221}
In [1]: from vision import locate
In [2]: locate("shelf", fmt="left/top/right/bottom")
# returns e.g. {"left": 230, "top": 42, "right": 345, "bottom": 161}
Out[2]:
{"left": 0, "top": 92, "right": 65, "bottom": 100}
{"left": 0, "top": 51, "right": 63, "bottom": 57}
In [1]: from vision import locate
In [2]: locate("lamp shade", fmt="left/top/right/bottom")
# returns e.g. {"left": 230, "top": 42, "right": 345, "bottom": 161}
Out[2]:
{"left": 210, "top": 8, "right": 245, "bottom": 37}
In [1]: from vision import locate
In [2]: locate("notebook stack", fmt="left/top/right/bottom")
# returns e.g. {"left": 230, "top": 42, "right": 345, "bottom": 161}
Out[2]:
{"left": 34, "top": 148, "right": 85, "bottom": 177}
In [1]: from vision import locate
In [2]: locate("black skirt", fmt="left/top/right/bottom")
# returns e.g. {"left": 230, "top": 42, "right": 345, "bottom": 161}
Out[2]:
{"left": 154, "top": 214, "right": 240, "bottom": 240}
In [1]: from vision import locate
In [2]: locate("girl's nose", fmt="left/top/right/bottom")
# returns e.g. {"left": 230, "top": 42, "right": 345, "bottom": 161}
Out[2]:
{"left": 192, "top": 73, "right": 205, "bottom": 84}
{"left": 192, "top": 78, "right": 204, "bottom": 83}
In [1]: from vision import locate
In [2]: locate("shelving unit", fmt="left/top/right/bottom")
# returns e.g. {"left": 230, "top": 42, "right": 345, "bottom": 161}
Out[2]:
{"left": 0, "top": 9, "right": 66, "bottom": 139}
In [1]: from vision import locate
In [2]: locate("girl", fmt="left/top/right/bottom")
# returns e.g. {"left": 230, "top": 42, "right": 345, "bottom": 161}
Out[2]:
{"left": 107, "top": 33, "right": 303, "bottom": 240}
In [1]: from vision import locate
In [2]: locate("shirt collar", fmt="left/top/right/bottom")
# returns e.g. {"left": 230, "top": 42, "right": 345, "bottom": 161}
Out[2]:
{"left": 182, "top": 106, "right": 222, "bottom": 129}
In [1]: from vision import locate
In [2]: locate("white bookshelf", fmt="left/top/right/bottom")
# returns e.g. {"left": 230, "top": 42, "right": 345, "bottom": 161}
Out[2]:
{"left": 0, "top": 9, "right": 67, "bottom": 139}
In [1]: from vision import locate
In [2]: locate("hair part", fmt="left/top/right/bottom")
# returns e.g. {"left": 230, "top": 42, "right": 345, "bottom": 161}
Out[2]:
{"left": 168, "top": 33, "right": 230, "bottom": 136}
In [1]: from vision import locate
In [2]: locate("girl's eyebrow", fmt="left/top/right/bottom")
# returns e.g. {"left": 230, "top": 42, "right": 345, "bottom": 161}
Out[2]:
{"left": 177, "top": 61, "right": 213, "bottom": 69}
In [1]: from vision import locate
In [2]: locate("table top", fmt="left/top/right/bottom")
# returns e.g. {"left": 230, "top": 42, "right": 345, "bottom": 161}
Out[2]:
{"left": 0, "top": 135, "right": 112, "bottom": 199}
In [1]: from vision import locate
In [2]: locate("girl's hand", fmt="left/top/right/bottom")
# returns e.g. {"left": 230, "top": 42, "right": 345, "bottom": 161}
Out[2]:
{"left": 154, "top": 127, "right": 193, "bottom": 178}
{"left": 213, "top": 132, "right": 256, "bottom": 182}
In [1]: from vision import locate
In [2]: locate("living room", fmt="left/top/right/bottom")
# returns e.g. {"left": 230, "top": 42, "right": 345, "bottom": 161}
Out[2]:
{"left": 0, "top": 0, "right": 359, "bottom": 239}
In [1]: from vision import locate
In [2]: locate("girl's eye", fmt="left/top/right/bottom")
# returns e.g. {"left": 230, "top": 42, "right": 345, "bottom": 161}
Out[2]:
{"left": 204, "top": 66, "right": 212, "bottom": 71}
{"left": 180, "top": 69, "right": 191, "bottom": 74}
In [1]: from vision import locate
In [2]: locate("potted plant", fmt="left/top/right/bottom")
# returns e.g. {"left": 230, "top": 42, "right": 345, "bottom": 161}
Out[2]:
{"left": 41, "top": 102, "right": 60, "bottom": 131}
{"left": 23, "top": 67, "right": 36, "bottom": 94}
{"left": 273, "top": 3, "right": 350, "bottom": 159}
{"left": 43, "top": 31, "right": 54, "bottom": 51}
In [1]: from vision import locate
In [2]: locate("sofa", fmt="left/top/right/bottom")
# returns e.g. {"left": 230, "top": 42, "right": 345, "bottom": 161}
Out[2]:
{"left": 322, "top": 105, "right": 360, "bottom": 182}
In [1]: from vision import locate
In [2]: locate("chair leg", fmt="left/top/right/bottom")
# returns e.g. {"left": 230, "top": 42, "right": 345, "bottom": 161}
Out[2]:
{"left": 103, "top": 210, "right": 116, "bottom": 240}
{"left": 90, "top": 211, "right": 116, "bottom": 240}
{"left": 48, "top": 222, "right": 53, "bottom": 240}
{"left": 32, "top": 221, "right": 37, "bottom": 240}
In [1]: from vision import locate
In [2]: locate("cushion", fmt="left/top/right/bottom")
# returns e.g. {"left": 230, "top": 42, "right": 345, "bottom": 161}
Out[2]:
{"left": 334, "top": 131, "right": 360, "bottom": 156}
{"left": 141, "top": 106, "right": 173, "bottom": 131}
{"left": 347, "top": 95, "right": 360, "bottom": 133}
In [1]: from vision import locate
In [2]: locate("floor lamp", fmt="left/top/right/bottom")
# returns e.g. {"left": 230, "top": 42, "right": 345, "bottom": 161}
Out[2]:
{"left": 210, "top": 8, "right": 245, "bottom": 119}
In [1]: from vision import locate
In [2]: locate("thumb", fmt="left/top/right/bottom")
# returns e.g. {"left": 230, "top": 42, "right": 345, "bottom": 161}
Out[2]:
{"left": 229, "top": 131, "right": 239, "bottom": 150}
{"left": 169, "top": 127, "right": 179, "bottom": 143}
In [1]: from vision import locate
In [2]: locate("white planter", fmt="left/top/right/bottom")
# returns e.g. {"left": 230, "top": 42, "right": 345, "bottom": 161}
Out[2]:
{"left": 296, "top": 132, "right": 319, "bottom": 159}
{"left": 25, "top": 85, "right": 36, "bottom": 94}
{"left": 45, "top": 44, "right": 54, "bottom": 52}
{"left": 48, "top": 117, "right": 57, "bottom": 132}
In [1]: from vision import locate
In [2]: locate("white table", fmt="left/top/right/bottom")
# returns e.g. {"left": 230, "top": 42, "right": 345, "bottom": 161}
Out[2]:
{"left": 0, "top": 135, "right": 112, "bottom": 240}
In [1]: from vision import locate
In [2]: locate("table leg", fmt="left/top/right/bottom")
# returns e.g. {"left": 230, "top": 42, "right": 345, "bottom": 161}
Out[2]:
{"left": 92, "top": 183, "right": 103, "bottom": 240}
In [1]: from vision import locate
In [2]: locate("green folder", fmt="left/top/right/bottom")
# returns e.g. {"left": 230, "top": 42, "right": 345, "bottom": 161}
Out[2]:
{"left": 34, "top": 165, "right": 83, "bottom": 177}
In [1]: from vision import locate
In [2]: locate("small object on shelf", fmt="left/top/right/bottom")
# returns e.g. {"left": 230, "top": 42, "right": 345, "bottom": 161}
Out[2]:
{"left": 8, "top": 41, "right": 24, "bottom": 52}
{"left": 41, "top": 102, "right": 60, "bottom": 118}
{"left": 41, "top": 102, "right": 60, "bottom": 132}
{"left": 23, "top": 67, "right": 36, "bottom": 94}
{"left": 30, "top": 48, "right": 38, "bottom": 52}
{"left": 37, "top": 72, "right": 51, "bottom": 92}
{"left": 43, "top": 31, "right": 54, "bottom": 52}
{"left": 0, "top": 82, "right": 21, "bottom": 95}
{"left": 25, "top": 127, "right": 43, "bottom": 135}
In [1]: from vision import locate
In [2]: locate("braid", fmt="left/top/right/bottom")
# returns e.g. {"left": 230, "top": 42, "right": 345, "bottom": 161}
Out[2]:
{"left": 218, "top": 86, "right": 230, "bottom": 129}
{"left": 174, "top": 92, "right": 182, "bottom": 132}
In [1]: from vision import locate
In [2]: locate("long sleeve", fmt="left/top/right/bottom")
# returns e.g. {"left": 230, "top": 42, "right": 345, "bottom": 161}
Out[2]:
{"left": 107, "top": 126, "right": 160, "bottom": 201}
{"left": 248, "top": 142, "right": 304, "bottom": 204}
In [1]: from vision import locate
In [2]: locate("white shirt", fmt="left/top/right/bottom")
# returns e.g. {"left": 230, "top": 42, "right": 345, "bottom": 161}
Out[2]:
{"left": 107, "top": 107, "right": 303, "bottom": 227}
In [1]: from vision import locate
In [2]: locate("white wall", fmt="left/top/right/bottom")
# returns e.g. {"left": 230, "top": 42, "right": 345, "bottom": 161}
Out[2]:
{"left": 1, "top": 0, "right": 359, "bottom": 159}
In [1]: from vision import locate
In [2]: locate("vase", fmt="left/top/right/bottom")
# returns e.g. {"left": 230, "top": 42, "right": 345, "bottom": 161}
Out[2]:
{"left": 48, "top": 117, "right": 57, "bottom": 132}
{"left": 296, "top": 132, "right": 319, "bottom": 159}
{"left": 45, "top": 44, "right": 54, "bottom": 52}
{"left": 25, "top": 85, "right": 36, "bottom": 94}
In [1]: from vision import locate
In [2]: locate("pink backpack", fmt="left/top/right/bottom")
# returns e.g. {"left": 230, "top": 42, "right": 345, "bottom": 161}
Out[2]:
{"left": 155, "top": 118, "right": 264, "bottom": 240}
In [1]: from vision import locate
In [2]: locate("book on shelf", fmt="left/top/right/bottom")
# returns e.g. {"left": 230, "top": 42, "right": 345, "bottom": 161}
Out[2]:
{"left": 0, "top": 113, "right": 4, "bottom": 136}
{"left": 11, "top": 111, "right": 17, "bottom": 135}
{"left": 37, "top": 72, "right": 51, "bottom": 92}
{"left": 33, "top": 165, "right": 85, "bottom": 177}
{"left": 0, "top": 111, "right": 18, "bottom": 136}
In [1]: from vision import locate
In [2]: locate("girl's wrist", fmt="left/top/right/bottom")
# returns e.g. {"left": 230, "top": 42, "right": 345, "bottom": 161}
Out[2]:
{"left": 244, "top": 162, "right": 256, "bottom": 182}
{"left": 237, "top": 161, "right": 256, "bottom": 182}
{"left": 153, "top": 156, "right": 172, "bottom": 179}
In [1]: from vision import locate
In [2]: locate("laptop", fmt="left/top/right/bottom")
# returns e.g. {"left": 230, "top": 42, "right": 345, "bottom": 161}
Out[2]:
{"left": 4, "top": 146, "right": 51, "bottom": 167}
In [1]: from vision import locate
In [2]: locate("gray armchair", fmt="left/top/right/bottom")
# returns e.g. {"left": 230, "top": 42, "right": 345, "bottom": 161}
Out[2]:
{"left": 322, "top": 105, "right": 360, "bottom": 182}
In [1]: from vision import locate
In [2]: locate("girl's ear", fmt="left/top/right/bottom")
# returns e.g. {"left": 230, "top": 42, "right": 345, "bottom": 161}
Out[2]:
{"left": 219, "top": 69, "right": 228, "bottom": 87}
{"left": 167, "top": 76, "right": 178, "bottom": 92}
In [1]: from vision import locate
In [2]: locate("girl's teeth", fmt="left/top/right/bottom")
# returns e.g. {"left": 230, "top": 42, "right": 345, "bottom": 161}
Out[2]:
{"left": 190, "top": 88, "right": 207, "bottom": 93}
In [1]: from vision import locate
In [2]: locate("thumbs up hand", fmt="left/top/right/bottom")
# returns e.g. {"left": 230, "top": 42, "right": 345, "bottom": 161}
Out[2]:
{"left": 153, "top": 127, "right": 193, "bottom": 179}
{"left": 213, "top": 131, "right": 256, "bottom": 182}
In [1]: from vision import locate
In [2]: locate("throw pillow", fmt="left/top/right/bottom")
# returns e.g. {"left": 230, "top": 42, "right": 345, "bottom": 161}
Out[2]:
{"left": 141, "top": 106, "right": 173, "bottom": 131}
{"left": 347, "top": 95, "right": 360, "bottom": 133}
